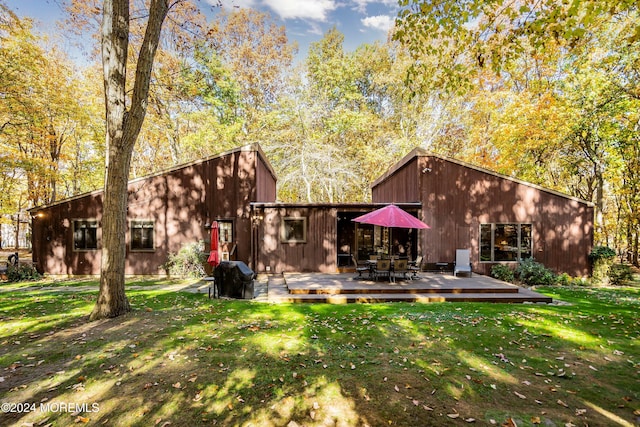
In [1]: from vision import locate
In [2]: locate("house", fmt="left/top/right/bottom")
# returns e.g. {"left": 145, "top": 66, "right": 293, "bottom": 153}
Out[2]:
{"left": 370, "top": 148, "right": 594, "bottom": 277}
{"left": 30, "top": 145, "right": 276, "bottom": 276}
{"left": 29, "top": 144, "right": 593, "bottom": 277}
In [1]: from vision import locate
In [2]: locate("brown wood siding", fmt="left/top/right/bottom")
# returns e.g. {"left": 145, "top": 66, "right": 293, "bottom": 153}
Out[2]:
{"left": 371, "top": 157, "right": 420, "bottom": 203}
{"left": 416, "top": 156, "right": 593, "bottom": 277}
{"left": 255, "top": 206, "right": 338, "bottom": 273}
{"left": 256, "top": 154, "right": 277, "bottom": 202}
{"left": 31, "top": 146, "right": 273, "bottom": 276}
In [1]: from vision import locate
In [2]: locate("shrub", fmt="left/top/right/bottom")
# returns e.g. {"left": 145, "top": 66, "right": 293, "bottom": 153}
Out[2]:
{"left": 589, "top": 246, "right": 616, "bottom": 285}
{"left": 555, "top": 272, "right": 588, "bottom": 286}
{"left": 515, "top": 258, "right": 557, "bottom": 287}
{"left": 608, "top": 264, "right": 634, "bottom": 286}
{"left": 491, "top": 264, "right": 515, "bottom": 283}
{"left": 556, "top": 272, "right": 572, "bottom": 286}
{"left": 588, "top": 246, "right": 616, "bottom": 261}
{"left": 164, "top": 242, "right": 207, "bottom": 278}
{"left": 6, "top": 264, "right": 41, "bottom": 282}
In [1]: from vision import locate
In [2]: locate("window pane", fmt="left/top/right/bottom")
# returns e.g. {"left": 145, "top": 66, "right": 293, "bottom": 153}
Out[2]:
{"left": 494, "top": 224, "right": 518, "bottom": 261}
{"left": 480, "top": 224, "right": 492, "bottom": 261}
{"left": 357, "top": 225, "right": 374, "bottom": 259}
{"left": 520, "top": 224, "right": 532, "bottom": 260}
{"left": 281, "top": 218, "right": 306, "bottom": 243}
{"left": 131, "top": 221, "right": 154, "bottom": 250}
{"left": 218, "top": 221, "right": 233, "bottom": 244}
{"left": 73, "top": 220, "right": 98, "bottom": 250}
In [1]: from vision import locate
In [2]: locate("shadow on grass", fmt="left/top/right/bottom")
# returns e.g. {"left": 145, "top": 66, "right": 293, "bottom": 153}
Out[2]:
{"left": 0, "top": 285, "right": 638, "bottom": 426}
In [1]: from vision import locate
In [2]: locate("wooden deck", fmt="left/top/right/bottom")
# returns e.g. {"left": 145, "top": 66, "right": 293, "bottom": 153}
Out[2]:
{"left": 267, "top": 272, "right": 552, "bottom": 304}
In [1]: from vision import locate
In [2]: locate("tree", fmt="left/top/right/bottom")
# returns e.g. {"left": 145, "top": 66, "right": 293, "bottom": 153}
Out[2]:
{"left": 90, "top": 0, "right": 170, "bottom": 320}
{"left": 206, "top": 8, "right": 297, "bottom": 118}
{"left": 394, "top": 0, "right": 640, "bottom": 94}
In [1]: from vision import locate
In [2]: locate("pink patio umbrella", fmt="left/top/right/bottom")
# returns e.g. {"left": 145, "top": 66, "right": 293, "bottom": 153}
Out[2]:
{"left": 352, "top": 204, "right": 430, "bottom": 229}
{"left": 207, "top": 221, "right": 220, "bottom": 267}
{"left": 353, "top": 204, "right": 430, "bottom": 260}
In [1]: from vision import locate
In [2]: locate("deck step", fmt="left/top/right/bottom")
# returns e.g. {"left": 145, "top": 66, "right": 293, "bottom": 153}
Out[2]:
{"left": 287, "top": 285, "right": 519, "bottom": 295}
{"left": 266, "top": 272, "right": 553, "bottom": 304}
{"left": 271, "top": 292, "right": 552, "bottom": 304}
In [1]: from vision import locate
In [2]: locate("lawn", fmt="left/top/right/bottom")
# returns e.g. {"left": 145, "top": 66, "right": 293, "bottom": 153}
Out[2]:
{"left": 0, "top": 279, "right": 638, "bottom": 426}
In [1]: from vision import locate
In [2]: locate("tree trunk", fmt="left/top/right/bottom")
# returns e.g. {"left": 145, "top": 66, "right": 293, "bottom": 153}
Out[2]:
{"left": 90, "top": 0, "right": 169, "bottom": 320}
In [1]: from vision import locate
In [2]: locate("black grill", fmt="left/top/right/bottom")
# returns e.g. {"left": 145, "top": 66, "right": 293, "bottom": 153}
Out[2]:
{"left": 213, "top": 261, "right": 255, "bottom": 299}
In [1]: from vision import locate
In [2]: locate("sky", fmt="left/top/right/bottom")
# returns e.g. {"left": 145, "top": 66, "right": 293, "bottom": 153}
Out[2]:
{"left": 4, "top": 0, "right": 401, "bottom": 60}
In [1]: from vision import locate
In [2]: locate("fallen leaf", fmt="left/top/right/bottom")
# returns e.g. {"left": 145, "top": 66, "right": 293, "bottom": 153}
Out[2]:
{"left": 575, "top": 408, "right": 587, "bottom": 416}
{"left": 172, "top": 382, "right": 181, "bottom": 389}
{"left": 465, "top": 418, "right": 476, "bottom": 423}
{"left": 74, "top": 416, "right": 90, "bottom": 423}
{"left": 447, "top": 413, "right": 460, "bottom": 419}
{"left": 557, "top": 399, "right": 569, "bottom": 407}
{"left": 531, "top": 416, "right": 541, "bottom": 424}
{"left": 394, "top": 385, "right": 400, "bottom": 392}
{"left": 514, "top": 391, "right": 526, "bottom": 399}
{"left": 502, "top": 418, "right": 517, "bottom": 427}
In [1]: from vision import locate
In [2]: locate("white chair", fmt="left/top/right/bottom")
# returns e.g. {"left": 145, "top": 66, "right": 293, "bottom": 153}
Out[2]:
{"left": 453, "top": 249, "right": 472, "bottom": 277}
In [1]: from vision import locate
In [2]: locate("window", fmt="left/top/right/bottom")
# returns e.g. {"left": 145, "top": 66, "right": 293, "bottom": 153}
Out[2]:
{"left": 131, "top": 220, "right": 155, "bottom": 251}
{"left": 480, "top": 223, "right": 532, "bottom": 262}
{"left": 281, "top": 217, "right": 307, "bottom": 243}
{"left": 218, "top": 221, "right": 233, "bottom": 244}
{"left": 73, "top": 220, "right": 98, "bottom": 250}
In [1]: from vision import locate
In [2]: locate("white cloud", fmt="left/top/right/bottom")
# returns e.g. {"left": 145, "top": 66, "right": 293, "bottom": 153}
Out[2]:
{"left": 263, "top": 0, "right": 337, "bottom": 21}
{"left": 216, "top": 0, "right": 258, "bottom": 8}
{"left": 352, "top": 0, "right": 398, "bottom": 14}
{"left": 361, "top": 14, "right": 394, "bottom": 32}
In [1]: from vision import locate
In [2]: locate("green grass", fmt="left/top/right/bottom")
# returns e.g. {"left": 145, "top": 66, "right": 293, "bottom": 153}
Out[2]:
{"left": 1, "top": 279, "right": 638, "bottom": 426}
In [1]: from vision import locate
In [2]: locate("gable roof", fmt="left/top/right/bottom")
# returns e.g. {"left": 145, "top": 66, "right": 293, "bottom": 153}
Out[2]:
{"left": 29, "top": 143, "right": 276, "bottom": 212}
{"left": 371, "top": 147, "right": 593, "bottom": 206}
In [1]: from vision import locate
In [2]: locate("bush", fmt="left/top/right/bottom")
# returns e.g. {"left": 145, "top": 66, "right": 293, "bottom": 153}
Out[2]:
{"left": 491, "top": 264, "right": 515, "bottom": 283}
{"left": 6, "top": 264, "right": 41, "bottom": 282}
{"left": 608, "top": 264, "right": 634, "bottom": 286}
{"left": 164, "top": 242, "right": 207, "bottom": 278}
{"left": 515, "top": 258, "right": 557, "bottom": 287}
{"left": 589, "top": 246, "right": 616, "bottom": 285}
{"left": 555, "top": 272, "right": 588, "bottom": 286}
{"left": 588, "top": 246, "right": 616, "bottom": 261}
{"left": 555, "top": 272, "right": 572, "bottom": 286}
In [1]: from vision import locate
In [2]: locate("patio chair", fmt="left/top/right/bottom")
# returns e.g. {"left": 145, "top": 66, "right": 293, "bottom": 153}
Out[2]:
{"left": 453, "top": 249, "right": 472, "bottom": 277}
{"left": 373, "top": 259, "right": 391, "bottom": 281}
{"left": 409, "top": 255, "right": 423, "bottom": 279}
{"left": 352, "top": 255, "right": 370, "bottom": 279}
{"left": 392, "top": 259, "right": 409, "bottom": 282}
